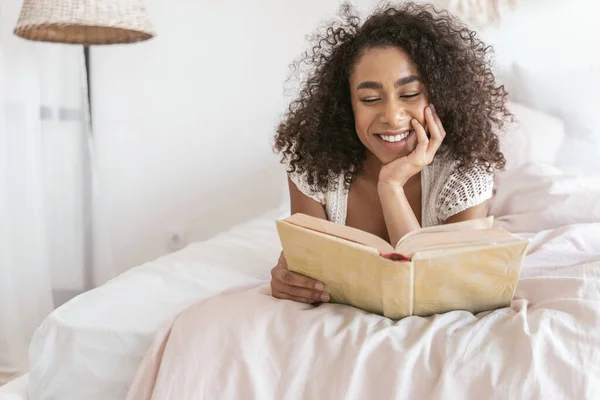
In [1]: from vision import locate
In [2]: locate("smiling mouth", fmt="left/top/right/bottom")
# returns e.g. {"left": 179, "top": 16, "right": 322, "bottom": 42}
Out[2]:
{"left": 376, "top": 130, "right": 415, "bottom": 143}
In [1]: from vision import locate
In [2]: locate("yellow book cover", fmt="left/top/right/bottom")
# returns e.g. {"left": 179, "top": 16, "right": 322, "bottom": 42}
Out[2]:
{"left": 275, "top": 213, "right": 528, "bottom": 319}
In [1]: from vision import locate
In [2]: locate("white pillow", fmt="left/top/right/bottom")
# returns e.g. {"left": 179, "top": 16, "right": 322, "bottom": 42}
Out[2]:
{"left": 505, "top": 65, "right": 600, "bottom": 174}
{"left": 489, "top": 163, "right": 600, "bottom": 233}
{"left": 498, "top": 102, "right": 566, "bottom": 170}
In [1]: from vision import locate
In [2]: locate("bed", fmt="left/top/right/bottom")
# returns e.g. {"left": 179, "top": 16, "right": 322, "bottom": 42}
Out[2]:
{"left": 3, "top": 9, "right": 599, "bottom": 395}
{"left": 0, "top": 161, "right": 598, "bottom": 400}
{"left": 0, "top": 375, "right": 29, "bottom": 400}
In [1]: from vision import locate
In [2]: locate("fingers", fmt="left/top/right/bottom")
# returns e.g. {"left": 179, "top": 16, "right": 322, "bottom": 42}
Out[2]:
{"left": 273, "top": 292, "right": 315, "bottom": 304}
{"left": 277, "top": 251, "right": 287, "bottom": 267}
{"left": 273, "top": 281, "right": 330, "bottom": 303}
{"left": 273, "top": 291, "right": 327, "bottom": 305}
{"left": 270, "top": 261, "right": 329, "bottom": 304}
{"left": 272, "top": 264, "right": 324, "bottom": 291}
{"left": 431, "top": 104, "right": 446, "bottom": 136}
{"left": 411, "top": 118, "right": 429, "bottom": 163}
{"left": 424, "top": 104, "right": 445, "bottom": 156}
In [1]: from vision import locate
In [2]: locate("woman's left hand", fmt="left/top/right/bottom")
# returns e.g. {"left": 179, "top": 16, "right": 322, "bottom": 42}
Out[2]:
{"left": 378, "top": 104, "right": 446, "bottom": 189}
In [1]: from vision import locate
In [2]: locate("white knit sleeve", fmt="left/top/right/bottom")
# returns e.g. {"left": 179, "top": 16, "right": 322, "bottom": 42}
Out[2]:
{"left": 436, "top": 165, "right": 494, "bottom": 222}
{"left": 287, "top": 170, "right": 326, "bottom": 204}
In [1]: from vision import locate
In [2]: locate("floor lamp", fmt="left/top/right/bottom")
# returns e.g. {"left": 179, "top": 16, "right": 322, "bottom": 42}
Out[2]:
{"left": 12, "top": 0, "right": 155, "bottom": 291}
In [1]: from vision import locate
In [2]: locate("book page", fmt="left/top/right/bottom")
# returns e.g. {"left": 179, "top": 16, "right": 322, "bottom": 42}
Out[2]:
{"left": 394, "top": 227, "right": 518, "bottom": 258}
{"left": 284, "top": 213, "right": 394, "bottom": 254}
{"left": 395, "top": 216, "right": 494, "bottom": 248}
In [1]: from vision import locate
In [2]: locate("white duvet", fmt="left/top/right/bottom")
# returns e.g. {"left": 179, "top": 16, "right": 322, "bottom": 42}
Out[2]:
{"left": 29, "top": 164, "right": 600, "bottom": 400}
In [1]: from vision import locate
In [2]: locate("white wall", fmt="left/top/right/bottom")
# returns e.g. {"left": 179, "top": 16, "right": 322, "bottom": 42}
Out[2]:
{"left": 91, "top": 0, "right": 600, "bottom": 278}
{"left": 478, "top": 0, "right": 600, "bottom": 174}
{"left": 91, "top": 0, "right": 379, "bottom": 275}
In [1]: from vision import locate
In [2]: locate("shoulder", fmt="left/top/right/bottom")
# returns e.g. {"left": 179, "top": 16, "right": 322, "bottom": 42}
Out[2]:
{"left": 431, "top": 157, "right": 494, "bottom": 222}
{"left": 287, "top": 168, "right": 327, "bottom": 204}
{"left": 283, "top": 151, "right": 350, "bottom": 206}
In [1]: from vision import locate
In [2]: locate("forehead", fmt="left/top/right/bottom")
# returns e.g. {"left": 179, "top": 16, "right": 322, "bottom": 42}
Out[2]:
{"left": 350, "top": 46, "right": 419, "bottom": 83}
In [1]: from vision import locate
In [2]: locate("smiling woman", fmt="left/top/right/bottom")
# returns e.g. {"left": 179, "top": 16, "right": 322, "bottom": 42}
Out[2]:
{"left": 274, "top": 2, "right": 509, "bottom": 192}
{"left": 270, "top": 1, "right": 511, "bottom": 305}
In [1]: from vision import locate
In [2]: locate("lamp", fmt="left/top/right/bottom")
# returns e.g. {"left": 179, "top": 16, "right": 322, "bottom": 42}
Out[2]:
{"left": 13, "top": 0, "right": 155, "bottom": 45}
{"left": 12, "top": 1, "right": 155, "bottom": 292}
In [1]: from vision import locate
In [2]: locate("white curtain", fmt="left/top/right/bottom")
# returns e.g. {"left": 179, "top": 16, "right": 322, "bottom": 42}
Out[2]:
{"left": 0, "top": 1, "right": 106, "bottom": 385}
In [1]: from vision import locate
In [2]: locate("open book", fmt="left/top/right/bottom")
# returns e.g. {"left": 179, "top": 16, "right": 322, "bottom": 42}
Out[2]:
{"left": 276, "top": 213, "right": 528, "bottom": 319}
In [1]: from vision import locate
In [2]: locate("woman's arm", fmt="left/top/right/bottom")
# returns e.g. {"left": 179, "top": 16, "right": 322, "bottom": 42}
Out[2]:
{"left": 378, "top": 183, "right": 420, "bottom": 247}
{"left": 444, "top": 201, "right": 489, "bottom": 224}
{"left": 288, "top": 177, "right": 327, "bottom": 219}
{"left": 377, "top": 105, "right": 444, "bottom": 246}
{"left": 380, "top": 185, "right": 490, "bottom": 246}
{"left": 380, "top": 194, "right": 490, "bottom": 246}
{"left": 270, "top": 178, "right": 329, "bottom": 304}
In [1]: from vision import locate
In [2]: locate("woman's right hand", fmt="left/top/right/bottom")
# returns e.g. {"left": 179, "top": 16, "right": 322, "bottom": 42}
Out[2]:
{"left": 270, "top": 252, "right": 330, "bottom": 304}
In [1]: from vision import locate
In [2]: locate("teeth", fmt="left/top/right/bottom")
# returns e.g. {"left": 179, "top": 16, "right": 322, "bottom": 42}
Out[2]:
{"left": 379, "top": 131, "right": 412, "bottom": 142}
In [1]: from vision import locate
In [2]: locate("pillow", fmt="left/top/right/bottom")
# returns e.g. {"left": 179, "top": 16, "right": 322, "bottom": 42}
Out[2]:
{"left": 489, "top": 163, "right": 600, "bottom": 233}
{"left": 505, "top": 65, "right": 600, "bottom": 174}
{"left": 498, "top": 102, "right": 566, "bottom": 170}
{"left": 474, "top": 0, "right": 599, "bottom": 174}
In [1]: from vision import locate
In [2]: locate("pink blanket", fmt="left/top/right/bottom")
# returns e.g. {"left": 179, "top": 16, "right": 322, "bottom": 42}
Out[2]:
{"left": 126, "top": 166, "right": 600, "bottom": 399}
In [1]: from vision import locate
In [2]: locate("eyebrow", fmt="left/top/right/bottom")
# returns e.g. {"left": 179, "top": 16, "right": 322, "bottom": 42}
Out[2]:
{"left": 356, "top": 75, "right": 421, "bottom": 90}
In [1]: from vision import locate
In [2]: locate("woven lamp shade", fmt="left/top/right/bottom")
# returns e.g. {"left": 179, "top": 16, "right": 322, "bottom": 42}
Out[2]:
{"left": 13, "top": 0, "right": 155, "bottom": 45}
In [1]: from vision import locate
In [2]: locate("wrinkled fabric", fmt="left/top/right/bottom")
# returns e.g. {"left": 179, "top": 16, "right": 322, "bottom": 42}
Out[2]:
{"left": 127, "top": 204, "right": 600, "bottom": 399}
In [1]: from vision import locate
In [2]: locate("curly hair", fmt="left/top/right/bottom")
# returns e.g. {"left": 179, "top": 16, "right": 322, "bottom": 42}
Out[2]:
{"left": 273, "top": 1, "right": 510, "bottom": 193}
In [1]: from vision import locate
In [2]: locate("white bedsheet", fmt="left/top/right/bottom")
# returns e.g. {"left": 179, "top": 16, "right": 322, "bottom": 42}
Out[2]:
{"left": 28, "top": 206, "right": 287, "bottom": 400}
{"left": 0, "top": 374, "right": 29, "bottom": 400}
{"left": 28, "top": 164, "right": 600, "bottom": 399}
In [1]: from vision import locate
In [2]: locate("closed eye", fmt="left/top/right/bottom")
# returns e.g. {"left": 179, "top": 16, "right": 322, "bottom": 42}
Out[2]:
{"left": 360, "top": 93, "right": 421, "bottom": 104}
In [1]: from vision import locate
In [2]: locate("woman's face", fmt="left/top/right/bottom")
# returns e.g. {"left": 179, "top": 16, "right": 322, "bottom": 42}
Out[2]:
{"left": 349, "top": 46, "right": 429, "bottom": 164}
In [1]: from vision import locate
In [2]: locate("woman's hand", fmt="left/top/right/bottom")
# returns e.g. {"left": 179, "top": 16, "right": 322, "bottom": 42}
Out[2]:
{"left": 270, "top": 252, "right": 330, "bottom": 304}
{"left": 378, "top": 104, "right": 446, "bottom": 189}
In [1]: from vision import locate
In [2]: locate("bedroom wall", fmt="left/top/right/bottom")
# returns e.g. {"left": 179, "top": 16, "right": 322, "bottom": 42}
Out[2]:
{"left": 89, "top": 0, "right": 378, "bottom": 279}
{"left": 478, "top": 0, "right": 600, "bottom": 174}
{"left": 88, "top": 0, "right": 599, "bottom": 284}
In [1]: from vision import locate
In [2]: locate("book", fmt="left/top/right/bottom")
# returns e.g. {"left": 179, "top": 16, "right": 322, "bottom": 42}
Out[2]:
{"left": 275, "top": 213, "right": 528, "bottom": 319}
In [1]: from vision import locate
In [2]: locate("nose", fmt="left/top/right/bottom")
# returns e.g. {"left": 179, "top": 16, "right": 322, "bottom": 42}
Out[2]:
{"left": 379, "top": 100, "right": 408, "bottom": 126}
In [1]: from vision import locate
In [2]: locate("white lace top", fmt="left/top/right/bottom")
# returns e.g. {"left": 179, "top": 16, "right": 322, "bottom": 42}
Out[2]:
{"left": 288, "top": 156, "right": 494, "bottom": 227}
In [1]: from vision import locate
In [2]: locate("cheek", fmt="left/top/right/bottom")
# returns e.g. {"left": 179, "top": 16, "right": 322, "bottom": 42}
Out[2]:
{"left": 410, "top": 100, "right": 429, "bottom": 125}
{"left": 353, "top": 107, "right": 374, "bottom": 137}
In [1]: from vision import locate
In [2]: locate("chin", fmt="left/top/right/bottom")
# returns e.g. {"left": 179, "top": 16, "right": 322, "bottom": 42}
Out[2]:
{"left": 375, "top": 149, "right": 411, "bottom": 164}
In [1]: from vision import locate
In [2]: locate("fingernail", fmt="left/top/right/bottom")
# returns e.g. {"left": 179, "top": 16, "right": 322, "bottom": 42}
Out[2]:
{"left": 412, "top": 119, "right": 418, "bottom": 125}
{"left": 320, "top": 293, "right": 330, "bottom": 302}
{"left": 430, "top": 103, "right": 436, "bottom": 112}
{"left": 427, "top": 107, "right": 432, "bottom": 115}
{"left": 315, "top": 282, "right": 324, "bottom": 291}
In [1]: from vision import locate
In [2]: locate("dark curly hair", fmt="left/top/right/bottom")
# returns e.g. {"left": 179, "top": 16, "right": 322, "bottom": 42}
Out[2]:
{"left": 274, "top": 1, "right": 510, "bottom": 193}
